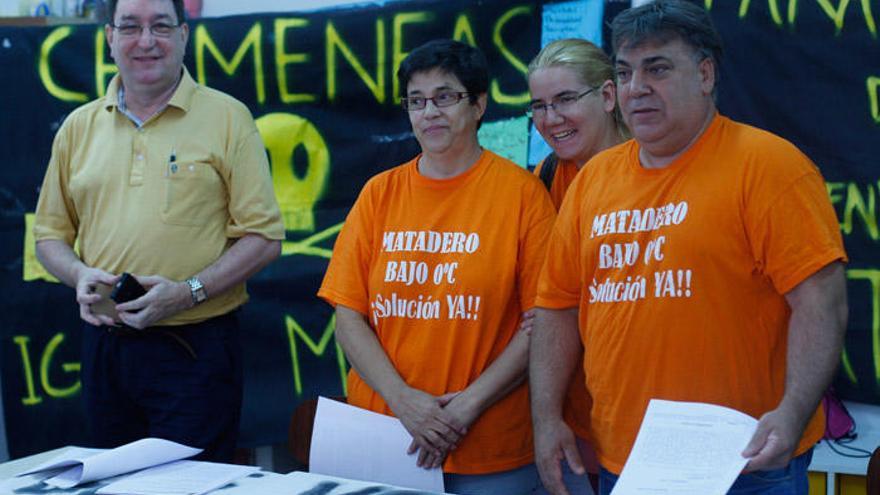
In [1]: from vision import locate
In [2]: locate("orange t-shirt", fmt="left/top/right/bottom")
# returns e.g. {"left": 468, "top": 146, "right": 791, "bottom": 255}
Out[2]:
{"left": 534, "top": 156, "right": 592, "bottom": 442}
{"left": 319, "top": 150, "right": 556, "bottom": 474}
{"left": 536, "top": 115, "right": 846, "bottom": 473}
{"left": 534, "top": 156, "right": 581, "bottom": 210}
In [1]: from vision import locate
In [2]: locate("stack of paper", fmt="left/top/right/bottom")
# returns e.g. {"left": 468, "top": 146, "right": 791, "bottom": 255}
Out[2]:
{"left": 19, "top": 438, "right": 202, "bottom": 488}
{"left": 14, "top": 437, "right": 259, "bottom": 495}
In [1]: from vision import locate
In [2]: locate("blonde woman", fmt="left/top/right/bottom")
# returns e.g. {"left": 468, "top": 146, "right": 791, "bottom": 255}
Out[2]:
{"left": 526, "top": 39, "right": 628, "bottom": 495}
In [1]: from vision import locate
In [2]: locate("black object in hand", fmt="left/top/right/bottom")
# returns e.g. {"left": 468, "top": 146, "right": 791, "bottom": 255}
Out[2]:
{"left": 111, "top": 272, "right": 147, "bottom": 303}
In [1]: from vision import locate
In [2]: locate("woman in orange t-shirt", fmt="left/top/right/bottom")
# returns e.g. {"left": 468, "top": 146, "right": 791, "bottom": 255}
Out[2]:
{"left": 525, "top": 39, "right": 628, "bottom": 495}
{"left": 528, "top": 39, "right": 628, "bottom": 209}
{"left": 319, "top": 40, "right": 556, "bottom": 494}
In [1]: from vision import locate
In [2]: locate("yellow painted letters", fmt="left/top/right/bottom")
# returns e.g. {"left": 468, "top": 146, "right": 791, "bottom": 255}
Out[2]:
{"left": 490, "top": 5, "right": 531, "bottom": 106}
{"left": 195, "top": 23, "right": 266, "bottom": 104}
{"left": 326, "top": 19, "right": 386, "bottom": 104}
{"left": 275, "top": 18, "right": 316, "bottom": 104}
{"left": 392, "top": 11, "right": 433, "bottom": 101}
{"left": 285, "top": 314, "right": 348, "bottom": 396}
{"left": 39, "top": 27, "right": 88, "bottom": 103}
{"left": 40, "top": 333, "right": 81, "bottom": 398}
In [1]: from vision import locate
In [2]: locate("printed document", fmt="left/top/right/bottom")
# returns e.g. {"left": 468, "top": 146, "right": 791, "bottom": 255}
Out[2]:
{"left": 611, "top": 399, "right": 757, "bottom": 495}
{"left": 310, "top": 397, "right": 444, "bottom": 493}
{"left": 18, "top": 438, "right": 202, "bottom": 488}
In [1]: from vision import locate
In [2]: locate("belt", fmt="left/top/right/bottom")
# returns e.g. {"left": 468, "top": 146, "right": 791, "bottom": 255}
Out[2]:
{"left": 105, "top": 326, "right": 198, "bottom": 360}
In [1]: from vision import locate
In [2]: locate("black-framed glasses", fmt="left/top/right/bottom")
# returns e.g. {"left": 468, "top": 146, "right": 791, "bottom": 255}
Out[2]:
{"left": 111, "top": 22, "right": 181, "bottom": 38}
{"left": 402, "top": 91, "right": 470, "bottom": 111}
{"left": 526, "top": 88, "right": 596, "bottom": 119}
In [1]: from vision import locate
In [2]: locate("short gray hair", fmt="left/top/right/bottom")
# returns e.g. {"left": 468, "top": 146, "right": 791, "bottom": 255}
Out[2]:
{"left": 611, "top": 0, "right": 722, "bottom": 84}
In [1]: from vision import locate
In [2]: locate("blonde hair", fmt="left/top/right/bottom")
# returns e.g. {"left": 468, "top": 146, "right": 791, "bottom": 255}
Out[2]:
{"left": 528, "top": 39, "right": 629, "bottom": 138}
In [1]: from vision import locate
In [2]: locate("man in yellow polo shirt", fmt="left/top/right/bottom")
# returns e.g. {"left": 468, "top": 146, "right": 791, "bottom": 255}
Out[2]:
{"left": 33, "top": 0, "right": 284, "bottom": 462}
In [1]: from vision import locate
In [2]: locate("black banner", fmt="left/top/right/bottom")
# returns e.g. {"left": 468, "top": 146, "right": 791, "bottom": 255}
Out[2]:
{"left": 0, "top": 0, "right": 539, "bottom": 458}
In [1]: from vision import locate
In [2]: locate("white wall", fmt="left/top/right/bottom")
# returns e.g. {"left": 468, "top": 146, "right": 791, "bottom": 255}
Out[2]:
{"left": 0, "top": 0, "right": 16, "bottom": 16}
{"left": 0, "top": 0, "right": 387, "bottom": 17}
{"left": 201, "top": 0, "right": 388, "bottom": 17}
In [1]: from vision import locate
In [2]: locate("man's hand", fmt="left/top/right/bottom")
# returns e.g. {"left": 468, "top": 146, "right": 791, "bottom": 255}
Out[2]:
{"left": 391, "top": 387, "right": 466, "bottom": 469}
{"left": 530, "top": 307, "right": 582, "bottom": 494}
{"left": 115, "top": 275, "right": 191, "bottom": 329}
{"left": 518, "top": 309, "right": 536, "bottom": 336}
{"left": 741, "top": 405, "right": 803, "bottom": 472}
{"left": 534, "top": 419, "right": 583, "bottom": 495}
{"left": 75, "top": 266, "right": 119, "bottom": 327}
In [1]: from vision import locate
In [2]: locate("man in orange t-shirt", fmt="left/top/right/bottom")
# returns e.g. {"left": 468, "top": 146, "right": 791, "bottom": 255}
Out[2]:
{"left": 530, "top": 2, "right": 847, "bottom": 495}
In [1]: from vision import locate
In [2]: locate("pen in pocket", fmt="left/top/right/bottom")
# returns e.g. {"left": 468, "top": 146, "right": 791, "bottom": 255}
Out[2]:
{"left": 166, "top": 147, "right": 177, "bottom": 176}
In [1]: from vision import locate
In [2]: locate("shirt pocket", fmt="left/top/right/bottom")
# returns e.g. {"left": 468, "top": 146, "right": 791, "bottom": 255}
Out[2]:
{"left": 161, "top": 161, "right": 224, "bottom": 227}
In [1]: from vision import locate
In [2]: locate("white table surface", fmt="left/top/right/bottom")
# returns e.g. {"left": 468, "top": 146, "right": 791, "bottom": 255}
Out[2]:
{"left": 809, "top": 400, "right": 880, "bottom": 476}
{"left": 0, "top": 446, "right": 447, "bottom": 494}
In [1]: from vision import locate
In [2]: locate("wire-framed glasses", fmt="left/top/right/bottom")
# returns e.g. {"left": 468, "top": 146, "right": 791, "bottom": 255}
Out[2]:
{"left": 111, "top": 22, "right": 181, "bottom": 38}
{"left": 526, "top": 88, "right": 596, "bottom": 119}
{"left": 402, "top": 91, "right": 470, "bottom": 111}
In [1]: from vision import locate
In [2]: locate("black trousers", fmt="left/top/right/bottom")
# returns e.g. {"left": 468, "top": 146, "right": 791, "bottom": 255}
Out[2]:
{"left": 80, "top": 312, "right": 242, "bottom": 462}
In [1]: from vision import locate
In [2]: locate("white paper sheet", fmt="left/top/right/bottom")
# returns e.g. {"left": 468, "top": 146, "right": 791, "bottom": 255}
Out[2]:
{"left": 96, "top": 460, "right": 259, "bottom": 495}
{"left": 309, "top": 397, "right": 444, "bottom": 493}
{"left": 18, "top": 438, "right": 202, "bottom": 488}
{"left": 611, "top": 399, "right": 758, "bottom": 495}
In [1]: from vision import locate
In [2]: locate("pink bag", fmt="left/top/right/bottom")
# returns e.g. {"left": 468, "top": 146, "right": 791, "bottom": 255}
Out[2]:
{"left": 823, "top": 388, "right": 855, "bottom": 440}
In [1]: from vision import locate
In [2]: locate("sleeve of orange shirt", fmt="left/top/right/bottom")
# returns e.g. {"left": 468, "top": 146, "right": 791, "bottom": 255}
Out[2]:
{"left": 536, "top": 174, "right": 585, "bottom": 309}
{"left": 745, "top": 154, "right": 847, "bottom": 295}
{"left": 318, "top": 178, "right": 378, "bottom": 315}
{"left": 516, "top": 181, "right": 556, "bottom": 310}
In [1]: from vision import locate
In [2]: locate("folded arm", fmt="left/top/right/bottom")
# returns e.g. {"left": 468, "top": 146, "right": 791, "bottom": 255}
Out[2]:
{"left": 334, "top": 305, "right": 465, "bottom": 469}
{"left": 439, "top": 311, "right": 534, "bottom": 439}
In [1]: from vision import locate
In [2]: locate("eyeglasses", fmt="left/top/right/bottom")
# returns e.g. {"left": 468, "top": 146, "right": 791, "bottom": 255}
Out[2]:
{"left": 526, "top": 88, "right": 596, "bottom": 119}
{"left": 402, "top": 91, "right": 470, "bottom": 111}
{"left": 110, "top": 22, "right": 180, "bottom": 38}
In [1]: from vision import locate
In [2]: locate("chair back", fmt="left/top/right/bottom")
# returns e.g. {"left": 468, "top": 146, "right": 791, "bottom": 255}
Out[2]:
{"left": 288, "top": 396, "right": 347, "bottom": 469}
{"left": 867, "top": 446, "right": 880, "bottom": 494}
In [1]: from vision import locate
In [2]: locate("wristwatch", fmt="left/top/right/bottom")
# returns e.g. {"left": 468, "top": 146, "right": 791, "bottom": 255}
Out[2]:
{"left": 185, "top": 277, "right": 208, "bottom": 305}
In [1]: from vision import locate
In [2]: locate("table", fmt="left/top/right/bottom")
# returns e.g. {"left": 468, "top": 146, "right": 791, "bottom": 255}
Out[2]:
{"left": 809, "top": 401, "right": 880, "bottom": 493}
{"left": 0, "top": 446, "right": 447, "bottom": 494}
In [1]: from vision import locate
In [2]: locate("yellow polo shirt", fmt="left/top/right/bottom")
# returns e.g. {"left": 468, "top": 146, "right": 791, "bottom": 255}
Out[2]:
{"left": 34, "top": 70, "right": 285, "bottom": 325}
